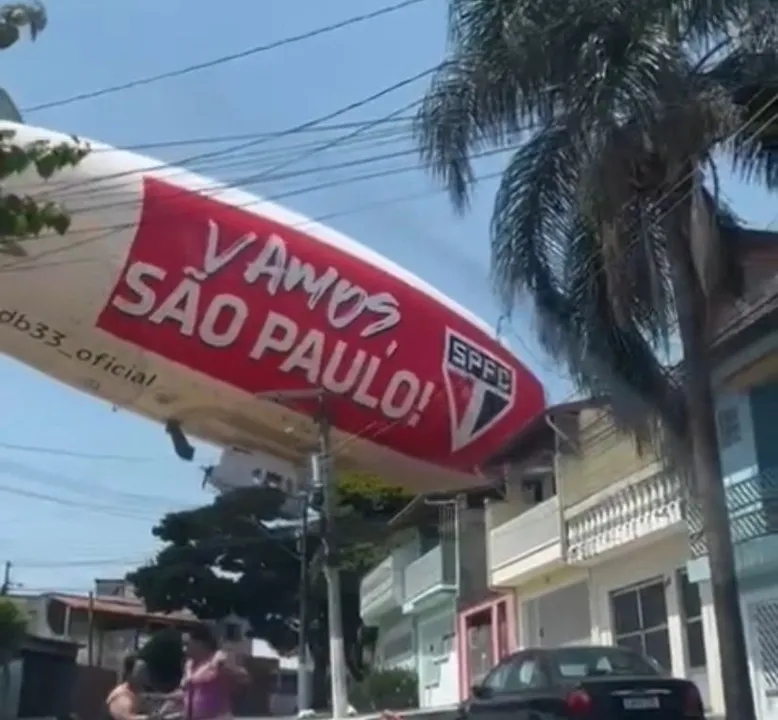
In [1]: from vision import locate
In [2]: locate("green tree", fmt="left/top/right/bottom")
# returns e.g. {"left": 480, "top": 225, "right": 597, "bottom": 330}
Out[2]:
{"left": 414, "top": 1, "right": 778, "bottom": 717}
{"left": 0, "top": 598, "right": 26, "bottom": 720}
{"left": 129, "top": 476, "right": 412, "bottom": 708}
{"left": 0, "top": 2, "right": 88, "bottom": 257}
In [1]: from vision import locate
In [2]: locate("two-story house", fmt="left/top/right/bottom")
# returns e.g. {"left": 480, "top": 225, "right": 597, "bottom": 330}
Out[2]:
{"left": 359, "top": 491, "right": 495, "bottom": 708}
{"left": 485, "top": 400, "right": 712, "bottom": 707}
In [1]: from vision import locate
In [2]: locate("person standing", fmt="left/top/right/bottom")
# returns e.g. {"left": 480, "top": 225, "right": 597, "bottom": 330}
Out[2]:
{"left": 175, "top": 625, "right": 247, "bottom": 720}
{"left": 106, "top": 655, "right": 150, "bottom": 720}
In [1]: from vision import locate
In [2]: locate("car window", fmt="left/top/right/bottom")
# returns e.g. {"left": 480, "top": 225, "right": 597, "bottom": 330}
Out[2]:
{"left": 481, "top": 660, "right": 511, "bottom": 691}
{"left": 481, "top": 656, "right": 547, "bottom": 693}
{"left": 550, "top": 647, "right": 660, "bottom": 679}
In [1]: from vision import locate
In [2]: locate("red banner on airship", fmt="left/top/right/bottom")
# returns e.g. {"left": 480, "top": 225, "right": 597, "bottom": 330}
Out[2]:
{"left": 96, "top": 177, "right": 545, "bottom": 471}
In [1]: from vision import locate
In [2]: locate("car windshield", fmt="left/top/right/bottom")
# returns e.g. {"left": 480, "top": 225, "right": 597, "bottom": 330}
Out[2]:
{"left": 549, "top": 647, "right": 661, "bottom": 679}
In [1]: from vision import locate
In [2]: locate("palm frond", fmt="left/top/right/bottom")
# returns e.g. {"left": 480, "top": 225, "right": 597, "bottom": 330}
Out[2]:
{"left": 0, "top": 2, "right": 46, "bottom": 49}
{"left": 490, "top": 122, "right": 580, "bottom": 307}
{"left": 705, "top": 39, "right": 778, "bottom": 186}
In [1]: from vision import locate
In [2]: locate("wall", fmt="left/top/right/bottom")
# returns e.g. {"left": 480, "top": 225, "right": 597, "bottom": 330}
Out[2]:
{"left": 750, "top": 381, "right": 778, "bottom": 472}
{"left": 375, "top": 611, "right": 416, "bottom": 671}
{"left": 457, "top": 505, "right": 488, "bottom": 608}
{"left": 487, "top": 460, "right": 557, "bottom": 529}
{"left": 416, "top": 602, "right": 458, "bottom": 709}
{"left": 558, "top": 409, "right": 661, "bottom": 510}
{"left": 513, "top": 567, "right": 589, "bottom": 649}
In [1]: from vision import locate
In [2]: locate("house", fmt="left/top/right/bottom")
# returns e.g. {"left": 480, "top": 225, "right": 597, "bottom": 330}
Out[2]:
{"left": 14, "top": 578, "right": 249, "bottom": 672}
{"left": 359, "top": 491, "right": 495, "bottom": 708}
{"left": 482, "top": 400, "right": 710, "bottom": 704}
{"left": 685, "top": 233, "right": 778, "bottom": 720}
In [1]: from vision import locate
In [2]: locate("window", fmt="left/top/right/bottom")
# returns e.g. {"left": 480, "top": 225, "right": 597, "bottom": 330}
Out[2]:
{"left": 549, "top": 646, "right": 662, "bottom": 679}
{"left": 716, "top": 407, "right": 741, "bottom": 448}
{"left": 677, "top": 570, "right": 706, "bottom": 669}
{"left": 610, "top": 578, "right": 671, "bottom": 671}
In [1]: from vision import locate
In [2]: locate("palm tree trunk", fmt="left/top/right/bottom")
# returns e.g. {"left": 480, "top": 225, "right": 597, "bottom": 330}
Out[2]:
{"left": 667, "top": 197, "right": 757, "bottom": 720}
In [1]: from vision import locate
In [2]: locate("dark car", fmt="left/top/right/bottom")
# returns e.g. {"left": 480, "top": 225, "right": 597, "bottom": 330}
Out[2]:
{"left": 463, "top": 645, "right": 705, "bottom": 719}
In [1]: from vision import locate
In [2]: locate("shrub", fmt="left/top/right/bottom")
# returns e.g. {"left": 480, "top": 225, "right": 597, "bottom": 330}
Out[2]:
{"left": 349, "top": 667, "right": 418, "bottom": 712}
{"left": 0, "top": 599, "right": 26, "bottom": 657}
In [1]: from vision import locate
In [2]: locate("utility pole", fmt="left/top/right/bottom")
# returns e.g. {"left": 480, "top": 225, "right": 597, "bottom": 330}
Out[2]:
{"left": 257, "top": 388, "right": 350, "bottom": 718}
{"left": 314, "top": 408, "right": 349, "bottom": 720}
{"left": 296, "top": 485, "right": 311, "bottom": 717}
{"left": 86, "top": 591, "right": 95, "bottom": 666}
{"left": 0, "top": 561, "right": 10, "bottom": 594}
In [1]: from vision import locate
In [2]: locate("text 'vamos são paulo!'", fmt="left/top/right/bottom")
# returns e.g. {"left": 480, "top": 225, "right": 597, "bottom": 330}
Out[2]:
{"left": 105, "top": 220, "right": 440, "bottom": 428}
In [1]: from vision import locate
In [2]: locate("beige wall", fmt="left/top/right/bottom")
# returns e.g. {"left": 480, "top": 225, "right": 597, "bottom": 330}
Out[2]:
{"left": 558, "top": 409, "right": 660, "bottom": 510}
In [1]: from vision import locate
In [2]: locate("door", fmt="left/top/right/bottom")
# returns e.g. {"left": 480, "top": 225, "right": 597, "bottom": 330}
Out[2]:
{"left": 418, "top": 609, "right": 458, "bottom": 707}
{"left": 744, "top": 592, "right": 778, "bottom": 720}
{"left": 524, "top": 582, "right": 591, "bottom": 648}
{"left": 467, "top": 652, "right": 555, "bottom": 720}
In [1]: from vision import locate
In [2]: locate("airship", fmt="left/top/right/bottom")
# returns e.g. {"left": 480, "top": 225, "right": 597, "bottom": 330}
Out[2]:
{"left": 0, "top": 120, "right": 546, "bottom": 492}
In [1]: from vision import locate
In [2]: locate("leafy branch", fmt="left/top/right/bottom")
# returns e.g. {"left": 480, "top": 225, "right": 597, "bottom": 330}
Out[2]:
{"left": 0, "top": 130, "right": 90, "bottom": 252}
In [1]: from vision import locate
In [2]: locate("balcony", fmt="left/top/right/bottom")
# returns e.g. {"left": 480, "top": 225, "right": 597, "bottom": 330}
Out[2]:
{"left": 360, "top": 555, "right": 401, "bottom": 623}
{"left": 402, "top": 543, "right": 456, "bottom": 613}
{"left": 489, "top": 496, "right": 563, "bottom": 586}
{"left": 566, "top": 471, "right": 687, "bottom": 563}
{"left": 689, "top": 472, "right": 778, "bottom": 572}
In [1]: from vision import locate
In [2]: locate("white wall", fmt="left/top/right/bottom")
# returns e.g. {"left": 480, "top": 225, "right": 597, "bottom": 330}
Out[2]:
{"left": 416, "top": 604, "right": 458, "bottom": 708}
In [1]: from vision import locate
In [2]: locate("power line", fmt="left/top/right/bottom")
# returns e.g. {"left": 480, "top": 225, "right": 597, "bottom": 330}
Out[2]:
{"left": 106, "top": 115, "right": 417, "bottom": 154}
{"left": 0, "top": 458, "right": 201, "bottom": 509}
{"left": 0, "top": 440, "right": 195, "bottom": 463}
{"left": 24, "top": 136, "right": 516, "bottom": 251}
{"left": 15, "top": 557, "right": 148, "bottom": 569}
{"left": 51, "top": 130, "right": 425, "bottom": 207}
{"left": 36, "top": 66, "right": 435, "bottom": 206}
{"left": 0, "top": 483, "right": 161, "bottom": 521}
{"left": 23, "top": 0, "right": 430, "bottom": 113}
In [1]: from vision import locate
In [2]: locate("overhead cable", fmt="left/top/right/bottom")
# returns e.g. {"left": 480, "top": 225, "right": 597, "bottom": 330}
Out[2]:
{"left": 23, "top": 0, "right": 430, "bottom": 113}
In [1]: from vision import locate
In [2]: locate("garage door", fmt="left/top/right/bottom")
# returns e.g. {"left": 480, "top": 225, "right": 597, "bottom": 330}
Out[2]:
{"left": 524, "top": 581, "right": 591, "bottom": 648}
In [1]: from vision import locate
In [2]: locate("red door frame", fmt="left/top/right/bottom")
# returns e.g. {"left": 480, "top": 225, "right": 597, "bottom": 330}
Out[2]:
{"left": 456, "top": 593, "right": 517, "bottom": 701}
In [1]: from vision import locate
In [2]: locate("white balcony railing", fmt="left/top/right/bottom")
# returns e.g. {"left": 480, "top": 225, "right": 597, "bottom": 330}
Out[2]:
{"left": 489, "top": 496, "right": 561, "bottom": 572}
{"left": 566, "top": 472, "right": 686, "bottom": 562}
{"left": 402, "top": 544, "right": 455, "bottom": 605}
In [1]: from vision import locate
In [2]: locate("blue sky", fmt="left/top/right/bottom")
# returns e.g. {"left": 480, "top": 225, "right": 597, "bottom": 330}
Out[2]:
{"left": 2, "top": 0, "right": 777, "bottom": 594}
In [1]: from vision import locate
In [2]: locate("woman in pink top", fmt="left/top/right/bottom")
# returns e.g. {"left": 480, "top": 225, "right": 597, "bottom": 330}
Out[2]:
{"left": 177, "top": 625, "right": 248, "bottom": 720}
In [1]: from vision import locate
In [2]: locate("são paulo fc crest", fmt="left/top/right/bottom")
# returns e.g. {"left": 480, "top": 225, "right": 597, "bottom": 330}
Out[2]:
{"left": 442, "top": 328, "right": 516, "bottom": 452}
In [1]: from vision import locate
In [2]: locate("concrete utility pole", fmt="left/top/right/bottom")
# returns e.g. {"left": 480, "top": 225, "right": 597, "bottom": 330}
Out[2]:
{"left": 296, "top": 485, "right": 311, "bottom": 717}
{"left": 258, "top": 388, "right": 350, "bottom": 718}
{"left": 313, "top": 408, "right": 349, "bottom": 720}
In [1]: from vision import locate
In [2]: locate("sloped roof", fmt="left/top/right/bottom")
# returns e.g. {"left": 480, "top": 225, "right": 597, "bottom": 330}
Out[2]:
{"left": 49, "top": 593, "right": 201, "bottom": 627}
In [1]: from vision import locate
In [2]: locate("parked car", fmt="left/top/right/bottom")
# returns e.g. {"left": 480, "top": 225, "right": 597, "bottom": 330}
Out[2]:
{"left": 463, "top": 645, "right": 705, "bottom": 719}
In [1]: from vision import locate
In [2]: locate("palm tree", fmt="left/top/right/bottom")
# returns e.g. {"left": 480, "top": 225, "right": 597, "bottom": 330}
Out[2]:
{"left": 0, "top": 2, "right": 45, "bottom": 49}
{"left": 0, "top": 598, "right": 26, "bottom": 720}
{"left": 415, "top": 1, "right": 778, "bottom": 718}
